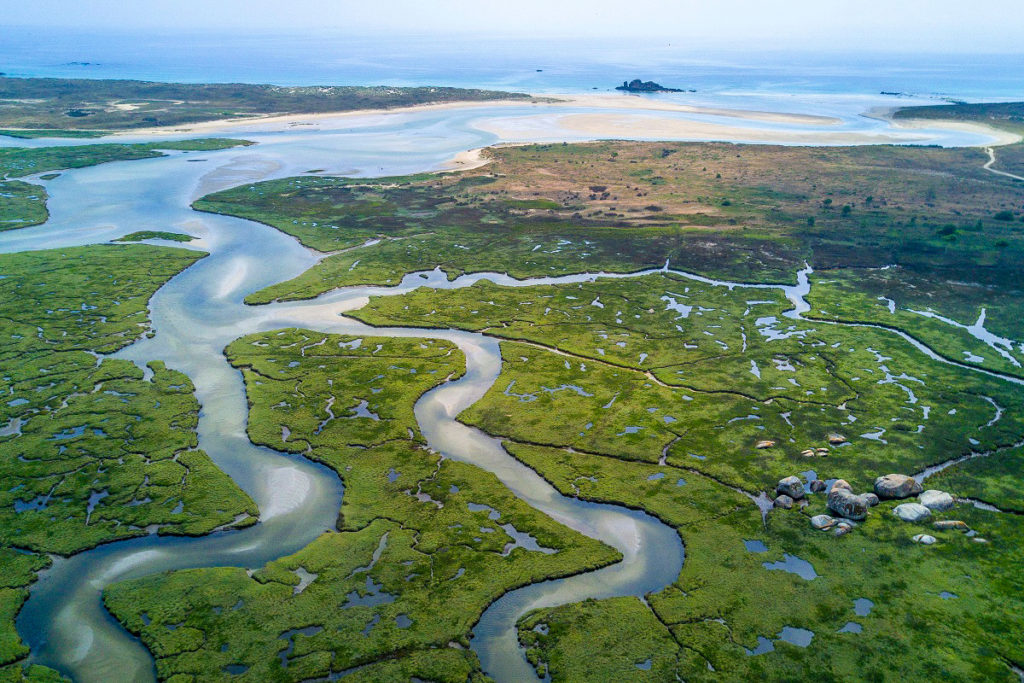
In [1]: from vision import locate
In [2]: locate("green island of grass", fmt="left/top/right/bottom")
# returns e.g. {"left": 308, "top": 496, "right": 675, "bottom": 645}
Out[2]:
{"left": 0, "top": 245, "right": 258, "bottom": 678}
{"left": 102, "top": 329, "right": 617, "bottom": 681}
{"left": 0, "top": 138, "right": 253, "bottom": 180}
{"left": 894, "top": 100, "right": 1024, "bottom": 141}
{"left": 115, "top": 230, "right": 195, "bottom": 243}
{"left": 0, "top": 129, "right": 109, "bottom": 140}
{"left": 0, "top": 180, "right": 48, "bottom": 232}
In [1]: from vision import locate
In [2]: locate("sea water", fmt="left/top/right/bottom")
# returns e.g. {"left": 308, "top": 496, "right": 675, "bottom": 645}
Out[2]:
{"left": 2, "top": 28, "right": 1022, "bottom": 103}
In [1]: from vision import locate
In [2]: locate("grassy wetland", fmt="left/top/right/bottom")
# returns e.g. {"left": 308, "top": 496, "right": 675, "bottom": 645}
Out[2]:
{"left": 193, "top": 140, "right": 1023, "bottom": 309}
{"left": 104, "top": 330, "right": 617, "bottom": 681}
{"left": 346, "top": 287, "right": 1016, "bottom": 680}
{"left": 3, "top": 111, "right": 1024, "bottom": 681}
{"left": 351, "top": 273, "right": 1024, "bottom": 678}
{"left": 0, "top": 245, "right": 257, "bottom": 678}
{"left": 183, "top": 136, "right": 1024, "bottom": 680}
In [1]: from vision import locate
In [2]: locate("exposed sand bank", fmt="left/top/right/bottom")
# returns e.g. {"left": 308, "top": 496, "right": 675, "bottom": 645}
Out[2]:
{"left": 540, "top": 92, "right": 842, "bottom": 126}
{"left": 471, "top": 111, "right": 937, "bottom": 145}
{"left": 115, "top": 92, "right": 1017, "bottom": 149}
{"left": 116, "top": 91, "right": 840, "bottom": 138}
{"left": 887, "top": 117, "right": 1022, "bottom": 147}
{"left": 115, "top": 98, "right": 538, "bottom": 137}
{"left": 436, "top": 147, "right": 491, "bottom": 172}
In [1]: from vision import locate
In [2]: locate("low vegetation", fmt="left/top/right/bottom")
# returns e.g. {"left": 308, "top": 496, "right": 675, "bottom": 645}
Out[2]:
{"left": 0, "top": 138, "right": 252, "bottom": 180}
{"left": 350, "top": 268, "right": 1024, "bottom": 680}
{"left": 0, "top": 180, "right": 48, "bottom": 232}
{"left": 176, "top": 137, "right": 1024, "bottom": 679}
{"left": 894, "top": 101, "right": 1024, "bottom": 137}
{"left": 0, "top": 76, "right": 530, "bottom": 131}
{"left": 115, "top": 230, "right": 195, "bottom": 243}
{"left": 188, "top": 140, "right": 1024, "bottom": 306}
{"left": 5, "top": 121, "right": 1023, "bottom": 680}
{"left": 104, "top": 330, "right": 617, "bottom": 681}
{"left": 0, "top": 245, "right": 257, "bottom": 678}
{"left": 806, "top": 268, "right": 1024, "bottom": 378}
{"left": 0, "top": 129, "right": 108, "bottom": 139}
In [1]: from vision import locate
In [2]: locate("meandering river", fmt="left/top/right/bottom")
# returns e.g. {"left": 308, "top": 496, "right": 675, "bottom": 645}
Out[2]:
{"left": 1, "top": 102, "right": 1017, "bottom": 682}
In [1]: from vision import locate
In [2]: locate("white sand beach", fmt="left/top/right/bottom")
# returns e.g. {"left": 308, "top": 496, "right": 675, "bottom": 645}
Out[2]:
{"left": 471, "top": 111, "right": 932, "bottom": 145}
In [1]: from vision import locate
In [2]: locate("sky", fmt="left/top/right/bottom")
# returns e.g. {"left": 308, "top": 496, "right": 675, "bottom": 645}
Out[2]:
{"left": 3, "top": 0, "right": 1021, "bottom": 52}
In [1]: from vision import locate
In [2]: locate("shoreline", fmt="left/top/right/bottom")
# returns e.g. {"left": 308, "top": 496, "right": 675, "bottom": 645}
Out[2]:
{"left": 113, "top": 98, "right": 540, "bottom": 137}
{"left": 865, "top": 105, "right": 1022, "bottom": 146}
{"left": 540, "top": 92, "right": 842, "bottom": 126}
{"left": 469, "top": 111, "right": 928, "bottom": 146}
{"left": 435, "top": 146, "right": 492, "bottom": 172}
{"left": 115, "top": 91, "right": 843, "bottom": 138}
{"left": 886, "top": 117, "right": 1022, "bottom": 147}
{"left": 32, "top": 91, "right": 1012, "bottom": 150}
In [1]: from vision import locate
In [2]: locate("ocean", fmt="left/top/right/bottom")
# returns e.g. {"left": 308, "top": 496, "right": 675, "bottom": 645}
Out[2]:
{"left": 2, "top": 27, "right": 1022, "bottom": 103}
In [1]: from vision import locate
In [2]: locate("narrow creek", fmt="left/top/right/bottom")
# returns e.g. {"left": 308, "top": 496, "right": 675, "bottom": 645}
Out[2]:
{"left": 5, "top": 114, "right": 1023, "bottom": 682}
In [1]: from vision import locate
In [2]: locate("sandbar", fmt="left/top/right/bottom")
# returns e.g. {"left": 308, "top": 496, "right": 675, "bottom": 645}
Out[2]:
{"left": 471, "top": 111, "right": 937, "bottom": 145}
{"left": 116, "top": 91, "right": 841, "bottom": 138}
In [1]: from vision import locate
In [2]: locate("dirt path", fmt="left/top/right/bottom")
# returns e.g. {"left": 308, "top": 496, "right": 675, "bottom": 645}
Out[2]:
{"left": 983, "top": 146, "right": 1024, "bottom": 182}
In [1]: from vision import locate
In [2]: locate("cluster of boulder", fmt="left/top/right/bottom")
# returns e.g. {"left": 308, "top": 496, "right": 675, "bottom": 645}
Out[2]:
{"left": 771, "top": 471, "right": 983, "bottom": 543}
{"left": 762, "top": 433, "right": 847, "bottom": 458}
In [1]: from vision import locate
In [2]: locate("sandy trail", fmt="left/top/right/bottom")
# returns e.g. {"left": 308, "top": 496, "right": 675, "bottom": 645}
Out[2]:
{"left": 983, "top": 146, "right": 1024, "bottom": 181}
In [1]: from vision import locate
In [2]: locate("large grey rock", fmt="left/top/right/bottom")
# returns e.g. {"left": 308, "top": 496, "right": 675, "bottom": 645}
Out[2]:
{"left": 773, "top": 494, "right": 794, "bottom": 509}
{"left": 893, "top": 503, "right": 931, "bottom": 523}
{"left": 933, "top": 520, "right": 968, "bottom": 532}
{"left": 777, "top": 476, "right": 805, "bottom": 500}
{"left": 874, "top": 474, "right": 923, "bottom": 500}
{"left": 811, "top": 514, "right": 835, "bottom": 530}
{"left": 919, "top": 490, "right": 954, "bottom": 511}
{"left": 827, "top": 487, "right": 868, "bottom": 521}
{"left": 912, "top": 534, "right": 937, "bottom": 545}
{"left": 862, "top": 492, "right": 880, "bottom": 507}
{"left": 830, "top": 479, "right": 853, "bottom": 493}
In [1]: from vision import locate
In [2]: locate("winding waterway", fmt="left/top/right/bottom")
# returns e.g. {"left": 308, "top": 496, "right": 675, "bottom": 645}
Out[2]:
{"left": 3, "top": 103, "right": 1021, "bottom": 682}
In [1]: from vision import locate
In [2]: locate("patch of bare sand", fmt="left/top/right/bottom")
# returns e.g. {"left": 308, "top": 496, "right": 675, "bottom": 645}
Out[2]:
{"left": 540, "top": 92, "right": 841, "bottom": 126}
{"left": 114, "top": 92, "right": 841, "bottom": 138}
{"left": 888, "top": 117, "right": 1022, "bottom": 146}
{"left": 473, "top": 112, "right": 930, "bottom": 145}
